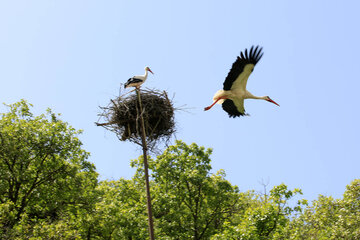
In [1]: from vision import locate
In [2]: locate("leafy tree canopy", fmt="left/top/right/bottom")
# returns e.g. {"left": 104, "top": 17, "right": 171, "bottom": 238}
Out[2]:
{"left": 2, "top": 100, "right": 360, "bottom": 239}
{"left": 0, "top": 100, "right": 98, "bottom": 239}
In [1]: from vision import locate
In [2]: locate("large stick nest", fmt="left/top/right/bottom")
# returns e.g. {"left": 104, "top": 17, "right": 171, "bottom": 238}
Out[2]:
{"left": 96, "top": 88, "right": 175, "bottom": 148}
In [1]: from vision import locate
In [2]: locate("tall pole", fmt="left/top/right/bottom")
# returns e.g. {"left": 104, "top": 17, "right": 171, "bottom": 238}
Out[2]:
{"left": 136, "top": 88, "right": 155, "bottom": 240}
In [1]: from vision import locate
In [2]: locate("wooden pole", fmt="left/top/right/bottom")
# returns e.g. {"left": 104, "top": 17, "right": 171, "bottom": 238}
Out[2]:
{"left": 136, "top": 88, "right": 155, "bottom": 240}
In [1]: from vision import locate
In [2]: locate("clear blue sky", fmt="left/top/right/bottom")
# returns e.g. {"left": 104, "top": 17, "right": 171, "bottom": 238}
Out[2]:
{"left": 1, "top": 0, "right": 360, "bottom": 202}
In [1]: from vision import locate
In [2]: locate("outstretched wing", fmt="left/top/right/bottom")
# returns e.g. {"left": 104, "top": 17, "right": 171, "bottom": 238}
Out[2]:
{"left": 223, "top": 46, "right": 263, "bottom": 91}
{"left": 222, "top": 99, "right": 248, "bottom": 118}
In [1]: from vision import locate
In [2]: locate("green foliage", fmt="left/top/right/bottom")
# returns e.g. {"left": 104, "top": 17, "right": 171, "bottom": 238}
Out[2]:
{"left": 284, "top": 179, "right": 360, "bottom": 239}
{"left": 84, "top": 179, "right": 149, "bottom": 239}
{"left": 2, "top": 100, "right": 360, "bottom": 239}
{"left": 212, "top": 184, "right": 305, "bottom": 240}
{"left": 150, "top": 141, "right": 241, "bottom": 239}
{"left": 130, "top": 141, "right": 242, "bottom": 239}
{"left": 0, "top": 100, "right": 98, "bottom": 239}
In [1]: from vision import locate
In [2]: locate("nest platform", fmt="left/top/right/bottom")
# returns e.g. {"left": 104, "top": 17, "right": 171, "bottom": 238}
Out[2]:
{"left": 96, "top": 88, "right": 175, "bottom": 148}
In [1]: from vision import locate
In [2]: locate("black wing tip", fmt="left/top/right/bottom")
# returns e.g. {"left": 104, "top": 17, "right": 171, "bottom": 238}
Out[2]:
{"left": 227, "top": 111, "right": 249, "bottom": 118}
{"left": 223, "top": 46, "right": 264, "bottom": 91}
{"left": 124, "top": 78, "right": 131, "bottom": 88}
{"left": 239, "top": 45, "right": 263, "bottom": 65}
{"left": 227, "top": 112, "right": 249, "bottom": 118}
{"left": 222, "top": 99, "right": 248, "bottom": 118}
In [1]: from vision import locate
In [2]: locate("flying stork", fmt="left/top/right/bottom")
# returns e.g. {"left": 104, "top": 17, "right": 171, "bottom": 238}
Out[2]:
{"left": 204, "top": 46, "right": 279, "bottom": 118}
{"left": 124, "top": 66, "right": 154, "bottom": 89}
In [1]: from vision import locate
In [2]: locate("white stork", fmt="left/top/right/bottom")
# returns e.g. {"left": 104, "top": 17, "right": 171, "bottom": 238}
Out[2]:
{"left": 124, "top": 66, "right": 154, "bottom": 89}
{"left": 204, "top": 46, "right": 279, "bottom": 118}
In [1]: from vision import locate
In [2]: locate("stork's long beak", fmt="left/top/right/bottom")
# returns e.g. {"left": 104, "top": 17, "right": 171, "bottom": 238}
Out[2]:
{"left": 148, "top": 68, "right": 154, "bottom": 74}
{"left": 268, "top": 98, "right": 280, "bottom": 106}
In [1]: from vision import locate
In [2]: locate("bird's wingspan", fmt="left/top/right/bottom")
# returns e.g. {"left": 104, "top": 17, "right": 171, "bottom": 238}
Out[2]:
{"left": 222, "top": 99, "right": 247, "bottom": 118}
{"left": 223, "top": 46, "right": 263, "bottom": 91}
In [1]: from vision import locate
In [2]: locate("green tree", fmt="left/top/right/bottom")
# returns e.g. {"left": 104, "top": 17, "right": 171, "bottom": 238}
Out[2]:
{"left": 285, "top": 179, "right": 360, "bottom": 239}
{"left": 0, "top": 100, "right": 98, "bottom": 239}
{"left": 5, "top": 101, "right": 358, "bottom": 239}
{"left": 212, "top": 184, "right": 306, "bottom": 240}
{"left": 131, "top": 141, "right": 241, "bottom": 239}
{"left": 336, "top": 179, "right": 360, "bottom": 238}
{"left": 83, "top": 179, "right": 148, "bottom": 240}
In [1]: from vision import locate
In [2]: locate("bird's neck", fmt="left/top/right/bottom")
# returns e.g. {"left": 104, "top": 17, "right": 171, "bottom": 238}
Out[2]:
{"left": 246, "top": 92, "right": 266, "bottom": 100}
{"left": 143, "top": 69, "right": 148, "bottom": 79}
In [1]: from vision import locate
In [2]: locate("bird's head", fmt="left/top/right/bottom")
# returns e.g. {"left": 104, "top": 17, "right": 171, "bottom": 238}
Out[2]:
{"left": 265, "top": 96, "right": 280, "bottom": 106}
{"left": 145, "top": 66, "right": 154, "bottom": 74}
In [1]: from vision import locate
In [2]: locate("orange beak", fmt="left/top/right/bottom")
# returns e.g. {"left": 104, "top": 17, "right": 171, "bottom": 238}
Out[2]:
{"left": 148, "top": 68, "right": 154, "bottom": 74}
{"left": 268, "top": 98, "right": 280, "bottom": 106}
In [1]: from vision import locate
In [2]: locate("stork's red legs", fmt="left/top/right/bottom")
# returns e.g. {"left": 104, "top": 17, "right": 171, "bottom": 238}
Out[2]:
{"left": 204, "top": 97, "right": 227, "bottom": 111}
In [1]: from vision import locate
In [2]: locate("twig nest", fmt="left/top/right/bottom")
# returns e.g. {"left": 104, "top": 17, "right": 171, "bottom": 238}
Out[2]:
{"left": 96, "top": 88, "right": 175, "bottom": 148}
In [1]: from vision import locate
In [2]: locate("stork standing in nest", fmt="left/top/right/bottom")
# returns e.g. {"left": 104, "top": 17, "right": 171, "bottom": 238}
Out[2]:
{"left": 124, "top": 66, "right": 154, "bottom": 89}
{"left": 204, "top": 46, "right": 279, "bottom": 118}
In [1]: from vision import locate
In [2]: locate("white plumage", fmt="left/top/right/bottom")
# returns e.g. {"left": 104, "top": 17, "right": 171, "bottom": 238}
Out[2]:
{"left": 204, "top": 46, "right": 279, "bottom": 118}
{"left": 124, "top": 66, "right": 154, "bottom": 89}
